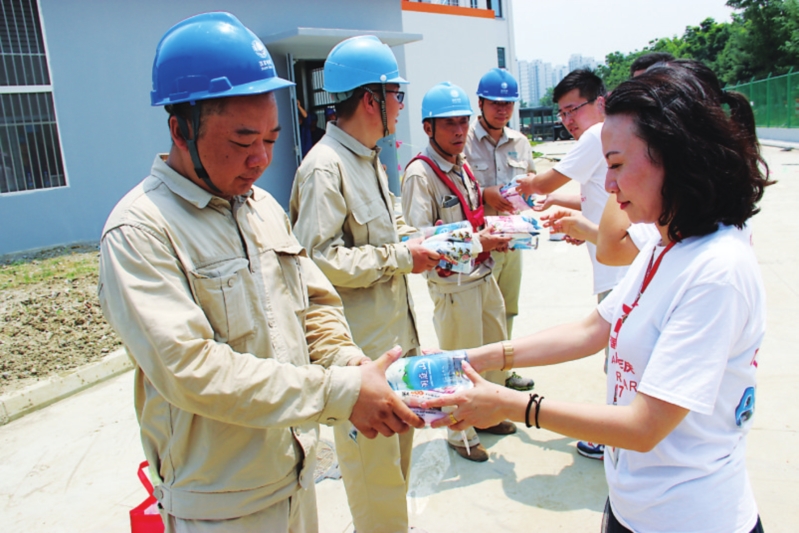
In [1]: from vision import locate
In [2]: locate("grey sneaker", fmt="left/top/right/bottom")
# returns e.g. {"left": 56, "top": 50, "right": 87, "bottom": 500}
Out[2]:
{"left": 505, "top": 371, "right": 534, "bottom": 391}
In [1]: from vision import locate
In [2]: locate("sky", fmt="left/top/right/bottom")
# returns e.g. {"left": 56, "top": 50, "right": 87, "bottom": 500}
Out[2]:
{"left": 511, "top": 0, "right": 736, "bottom": 66}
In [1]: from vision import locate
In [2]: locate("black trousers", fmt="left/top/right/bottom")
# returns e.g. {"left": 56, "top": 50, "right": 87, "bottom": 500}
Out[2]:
{"left": 602, "top": 498, "right": 765, "bottom": 533}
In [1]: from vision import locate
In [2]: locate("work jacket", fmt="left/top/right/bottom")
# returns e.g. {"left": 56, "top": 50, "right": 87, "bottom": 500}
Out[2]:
{"left": 290, "top": 123, "right": 419, "bottom": 358}
{"left": 465, "top": 120, "right": 536, "bottom": 216}
{"left": 99, "top": 156, "right": 362, "bottom": 520}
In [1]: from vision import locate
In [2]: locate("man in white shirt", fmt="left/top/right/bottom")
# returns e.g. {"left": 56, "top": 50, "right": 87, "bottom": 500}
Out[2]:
{"left": 518, "top": 70, "right": 629, "bottom": 299}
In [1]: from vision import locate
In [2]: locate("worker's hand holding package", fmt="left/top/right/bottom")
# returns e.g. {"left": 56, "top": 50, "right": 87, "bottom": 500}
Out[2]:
{"left": 418, "top": 221, "right": 482, "bottom": 274}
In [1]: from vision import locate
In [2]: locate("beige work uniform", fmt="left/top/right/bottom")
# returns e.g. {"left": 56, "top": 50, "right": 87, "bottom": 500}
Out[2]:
{"left": 465, "top": 120, "right": 536, "bottom": 336}
{"left": 290, "top": 123, "right": 419, "bottom": 533}
{"left": 99, "top": 156, "right": 363, "bottom": 532}
{"left": 402, "top": 145, "right": 508, "bottom": 447}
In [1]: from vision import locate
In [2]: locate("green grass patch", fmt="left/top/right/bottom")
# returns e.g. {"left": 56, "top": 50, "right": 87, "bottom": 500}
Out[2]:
{"left": 0, "top": 253, "right": 98, "bottom": 290}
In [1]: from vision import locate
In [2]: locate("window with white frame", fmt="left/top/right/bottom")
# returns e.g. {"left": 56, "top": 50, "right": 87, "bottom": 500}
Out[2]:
{"left": 0, "top": 0, "right": 66, "bottom": 194}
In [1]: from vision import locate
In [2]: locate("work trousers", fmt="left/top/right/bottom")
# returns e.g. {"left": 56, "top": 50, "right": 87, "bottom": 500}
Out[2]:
{"left": 333, "top": 421, "right": 415, "bottom": 533}
{"left": 163, "top": 485, "right": 317, "bottom": 533}
{"left": 491, "top": 249, "right": 522, "bottom": 337}
{"left": 427, "top": 274, "right": 508, "bottom": 447}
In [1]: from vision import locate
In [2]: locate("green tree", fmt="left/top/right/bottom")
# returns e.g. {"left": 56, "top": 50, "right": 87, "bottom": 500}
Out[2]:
{"left": 593, "top": 0, "right": 799, "bottom": 88}
{"left": 595, "top": 51, "right": 637, "bottom": 90}
{"left": 539, "top": 87, "right": 554, "bottom": 107}
{"left": 725, "top": 0, "right": 799, "bottom": 81}
{"left": 681, "top": 18, "right": 733, "bottom": 65}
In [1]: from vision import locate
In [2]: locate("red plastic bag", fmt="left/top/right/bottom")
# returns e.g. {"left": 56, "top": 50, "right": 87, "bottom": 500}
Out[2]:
{"left": 130, "top": 461, "right": 165, "bottom": 533}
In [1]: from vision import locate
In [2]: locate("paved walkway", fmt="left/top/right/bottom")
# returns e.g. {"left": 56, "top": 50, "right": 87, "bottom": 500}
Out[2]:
{"left": 0, "top": 144, "right": 797, "bottom": 532}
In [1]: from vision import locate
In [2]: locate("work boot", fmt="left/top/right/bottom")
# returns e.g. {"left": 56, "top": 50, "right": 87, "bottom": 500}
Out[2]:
{"left": 505, "top": 371, "right": 534, "bottom": 391}
{"left": 448, "top": 441, "right": 489, "bottom": 462}
{"left": 476, "top": 420, "right": 517, "bottom": 435}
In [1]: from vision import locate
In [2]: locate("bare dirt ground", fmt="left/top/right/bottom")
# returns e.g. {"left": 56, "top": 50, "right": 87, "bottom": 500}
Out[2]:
{"left": 0, "top": 243, "right": 122, "bottom": 395}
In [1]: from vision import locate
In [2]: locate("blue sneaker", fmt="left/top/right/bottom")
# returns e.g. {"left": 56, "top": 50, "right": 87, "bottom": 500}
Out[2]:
{"left": 576, "top": 441, "right": 605, "bottom": 460}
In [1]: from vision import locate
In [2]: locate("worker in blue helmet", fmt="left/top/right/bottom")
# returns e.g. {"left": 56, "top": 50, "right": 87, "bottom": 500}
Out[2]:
{"left": 99, "top": 14, "right": 422, "bottom": 531}
{"left": 290, "top": 35, "right": 439, "bottom": 533}
{"left": 465, "top": 69, "right": 537, "bottom": 393}
{"left": 402, "top": 82, "right": 517, "bottom": 462}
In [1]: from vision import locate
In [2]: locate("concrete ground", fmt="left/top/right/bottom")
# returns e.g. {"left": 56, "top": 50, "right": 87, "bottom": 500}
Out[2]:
{"left": 0, "top": 143, "right": 797, "bottom": 532}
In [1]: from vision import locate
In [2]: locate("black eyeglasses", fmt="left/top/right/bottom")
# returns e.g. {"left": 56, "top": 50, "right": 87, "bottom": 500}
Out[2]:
{"left": 364, "top": 87, "right": 405, "bottom": 104}
{"left": 557, "top": 98, "right": 596, "bottom": 120}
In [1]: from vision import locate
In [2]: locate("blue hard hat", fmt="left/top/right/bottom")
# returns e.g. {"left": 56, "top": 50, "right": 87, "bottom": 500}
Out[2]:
{"left": 151, "top": 12, "right": 293, "bottom": 106}
{"left": 477, "top": 68, "right": 519, "bottom": 102}
{"left": 323, "top": 35, "right": 408, "bottom": 95}
{"left": 421, "top": 82, "right": 473, "bottom": 121}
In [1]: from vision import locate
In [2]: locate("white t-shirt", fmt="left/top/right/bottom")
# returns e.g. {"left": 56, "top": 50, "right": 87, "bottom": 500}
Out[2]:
{"left": 554, "top": 122, "right": 629, "bottom": 294}
{"left": 597, "top": 224, "right": 763, "bottom": 533}
{"left": 627, "top": 223, "right": 660, "bottom": 251}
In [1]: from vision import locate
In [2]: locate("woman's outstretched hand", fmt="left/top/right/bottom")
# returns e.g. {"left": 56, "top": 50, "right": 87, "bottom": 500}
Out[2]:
{"left": 423, "top": 361, "right": 517, "bottom": 431}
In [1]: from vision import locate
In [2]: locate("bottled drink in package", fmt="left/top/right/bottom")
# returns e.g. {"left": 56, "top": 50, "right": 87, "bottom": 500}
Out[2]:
{"left": 386, "top": 350, "right": 470, "bottom": 391}
{"left": 385, "top": 350, "right": 472, "bottom": 426}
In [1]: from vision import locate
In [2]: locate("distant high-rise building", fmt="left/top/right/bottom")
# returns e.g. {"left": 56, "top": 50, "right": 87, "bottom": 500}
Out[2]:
{"left": 519, "top": 58, "right": 576, "bottom": 106}
{"left": 568, "top": 53, "right": 598, "bottom": 72}
{"left": 518, "top": 59, "right": 534, "bottom": 106}
{"left": 552, "top": 65, "right": 568, "bottom": 87}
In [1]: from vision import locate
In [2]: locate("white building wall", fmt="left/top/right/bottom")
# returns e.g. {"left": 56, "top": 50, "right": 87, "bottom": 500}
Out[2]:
{"left": 401, "top": 5, "right": 516, "bottom": 168}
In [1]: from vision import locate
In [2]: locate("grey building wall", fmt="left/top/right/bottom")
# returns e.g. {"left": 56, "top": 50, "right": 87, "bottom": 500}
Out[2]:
{"left": 757, "top": 127, "right": 799, "bottom": 144}
{"left": 1, "top": 0, "right": 405, "bottom": 256}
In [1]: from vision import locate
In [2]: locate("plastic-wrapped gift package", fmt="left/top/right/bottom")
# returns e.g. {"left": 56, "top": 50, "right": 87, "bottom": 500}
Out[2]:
{"left": 417, "top": 222, "right": 482, "bottom": 274}
{"left": 499, "top": 179, "right": 536, "bottom": 214}
{"left": 484, "top": 215, "right": 541, "bottom": 250}
{"left": 419, "top": 220, "right": 472, "bottom": 241}
{"left": 385, "top": 350, "right": 473, "bottom": 426}
{"left": 422, "top": 240, "right": 474, "bottom": 274}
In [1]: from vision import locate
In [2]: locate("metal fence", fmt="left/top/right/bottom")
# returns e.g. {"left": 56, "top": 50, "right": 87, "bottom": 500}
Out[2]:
{"left": 727, "top": 70, "right": 799, "bottom": 128}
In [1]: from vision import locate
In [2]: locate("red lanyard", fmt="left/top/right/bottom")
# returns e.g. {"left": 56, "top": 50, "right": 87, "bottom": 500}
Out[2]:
{"left": 611, "top": 241, "right": 676, "bottom": 340}
{"left": 407, "top": 154, "right": 484, "bottom": 230}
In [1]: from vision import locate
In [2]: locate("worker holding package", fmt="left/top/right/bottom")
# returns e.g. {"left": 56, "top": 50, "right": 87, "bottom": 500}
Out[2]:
{"left": 402, "top": 82, "right": 519, "bottom": 463}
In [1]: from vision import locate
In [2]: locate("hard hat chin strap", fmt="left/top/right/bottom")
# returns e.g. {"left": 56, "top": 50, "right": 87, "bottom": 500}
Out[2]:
{"left": 430, "top": 119, "right": 454, "bottom": 159}
{"left": 363, "top": 86, "right": 391, "bottom": 139}
{"left": 479, "top": 98, "right": 504, "bottom": 132}
{"left": 480, "top": 114, "right": 503, "bottom": 132}
{"left": 379, "top": 85, "right": 389, "bottom": 139}
{"left": 176, "top": 104, "right": 223, "bottom": 195}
